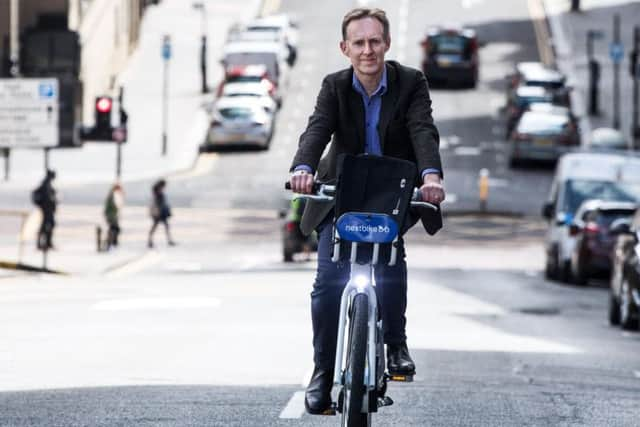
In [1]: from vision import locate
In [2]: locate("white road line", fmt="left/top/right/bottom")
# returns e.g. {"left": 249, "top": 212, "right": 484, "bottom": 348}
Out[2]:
{"left": 104, "top": 252, "right": 165, "bottom": 279}
{"left": 279, "top": 391, "right": 306, "bottom": 419}
{"left": 454, "top": 146, "right": 482, "bottom": 156}
{"left": 92, "top": 297, "right": 221, "bottom": 311}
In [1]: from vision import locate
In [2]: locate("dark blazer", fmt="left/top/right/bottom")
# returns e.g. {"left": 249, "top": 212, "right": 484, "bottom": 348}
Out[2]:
{"left": 290, "top": 60, "right": 443, "bottom": 236}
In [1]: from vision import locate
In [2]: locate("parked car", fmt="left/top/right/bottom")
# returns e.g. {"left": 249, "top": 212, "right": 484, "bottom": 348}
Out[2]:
{"left": 202, "top": 97, "right": 274, "bottom": 151}
{"left": 420, "top": 26, "right": 479, "bottom": 88}
{"left": 220, "top": 81, "right": 278, "bottom": 115}
{"left": 507, "top": 107, "right": 579, "bottom": 166}
{"left": 221, "top": 40, "right": 290, "bottom": 93}
{"left": 608, "top": 209, "right": 640, "bottom": 330}
{"left": 542, "top": 152, "right": 640, "bottom": 282}
{"left": 244, "top": 14, "right": 299, "bottom": 66}
{"left": 505, "top": 86, "right": 553, "bottom": 136}
{"left": 227, "top": 22, "right": 296, "bottom": 67}
{"left": 281, "top": 197, "right": 317, "bottom": 262}
{"left": 589, "top": 127, "right": 629, "bottom": 151}
{"left": 568, "top": 199, "right": 637, "bottom": 285}
{"left": 216, "top": 64, "right": 281, "bottom": 106}
{"left": 507, "top": 62, "right": 570, "bottom": 106}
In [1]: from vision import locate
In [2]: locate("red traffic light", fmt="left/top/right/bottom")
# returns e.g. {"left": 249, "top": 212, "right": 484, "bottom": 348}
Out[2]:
{"left": 96, "top": 97, "right": 112, "bottom": 113}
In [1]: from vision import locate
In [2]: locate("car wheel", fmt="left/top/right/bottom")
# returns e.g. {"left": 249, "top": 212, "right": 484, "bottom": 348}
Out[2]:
{"left": 572, "top": 257, "right": 588, "bottom": 286}
{"left": 283, "top": 249, "right": 294, "bottom": 263}
{"left": 545, "top": 247, "right": 558, "bottom": 280}
{"left": 558, "top": 259, "right": 571, "bottom": 283}
{"left": 509, "top": 157, "right": 520, "bottom": 169}
{"left": 619, "top": 278, "right": 639, "bottom": 330}
{"left": 609, "top": 292, "right": 620, "bottom": 325}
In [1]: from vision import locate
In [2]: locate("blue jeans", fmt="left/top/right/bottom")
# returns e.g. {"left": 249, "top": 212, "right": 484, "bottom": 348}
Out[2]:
{"left": 311, "top": 214, "right": 408, "bottom": 369}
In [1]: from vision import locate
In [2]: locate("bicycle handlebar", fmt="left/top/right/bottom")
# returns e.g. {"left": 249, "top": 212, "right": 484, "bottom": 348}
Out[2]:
{"left": 285, "top": 182, "right": 438, "bottom": 211}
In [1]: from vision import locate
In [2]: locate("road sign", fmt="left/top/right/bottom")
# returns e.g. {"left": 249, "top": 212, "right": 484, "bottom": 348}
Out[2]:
{"left": 0, "top": 78, "right": 59, "bottom": 148}
{"left": 610, "top": 42, "right": 624, "bottom": 64}
{"left": 162, "top": 35, "right": 172, "bottom": 60}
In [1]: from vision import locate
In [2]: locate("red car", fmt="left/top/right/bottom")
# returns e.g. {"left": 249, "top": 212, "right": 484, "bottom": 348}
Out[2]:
{"left": 216, "top": 64, "right": 281, "bottom": 106}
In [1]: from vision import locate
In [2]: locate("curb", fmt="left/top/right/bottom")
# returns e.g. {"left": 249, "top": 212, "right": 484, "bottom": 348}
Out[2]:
{"left": 0, "top": 260, "right": 68, "bottom": 275}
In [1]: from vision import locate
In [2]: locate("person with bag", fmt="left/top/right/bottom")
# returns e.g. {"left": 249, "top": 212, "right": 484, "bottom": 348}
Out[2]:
{"left": 32, "top": 170, "right": 58, "bottom": 250}
{"left": 103, "top": 183, "right": 124, "bottom": 250}
{"left": 147, "top": 179, "right": 176, "bottom": 248}
{"left": 287, "top": 7, "right": 445, "bottom": 414}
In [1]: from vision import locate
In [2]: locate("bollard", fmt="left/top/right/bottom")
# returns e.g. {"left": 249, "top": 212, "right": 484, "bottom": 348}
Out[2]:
{"left": 96, "top": 225, "right": 102, "bottom": 252}
{"left": 479, "top": 168, "right": 489, "bottom": 212}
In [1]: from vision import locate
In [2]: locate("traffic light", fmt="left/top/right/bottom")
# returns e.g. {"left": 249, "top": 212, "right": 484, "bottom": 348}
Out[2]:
{"left": 94, "top": 96, "right": 113, "bottom": 139}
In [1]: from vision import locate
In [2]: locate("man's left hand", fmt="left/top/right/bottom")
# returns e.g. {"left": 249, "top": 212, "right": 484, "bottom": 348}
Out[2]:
{"left": 420, "top": 174, "right": 445, "bottom": 205}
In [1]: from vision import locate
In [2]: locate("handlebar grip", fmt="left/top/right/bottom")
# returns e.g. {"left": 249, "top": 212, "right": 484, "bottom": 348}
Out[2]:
{"left": 285, "top": 181, "right": 323, "bottom": 193}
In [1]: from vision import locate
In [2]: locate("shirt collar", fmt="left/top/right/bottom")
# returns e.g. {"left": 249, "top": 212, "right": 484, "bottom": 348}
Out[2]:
{"left": 352, "top": 65, "right": 388, "bottom": 98}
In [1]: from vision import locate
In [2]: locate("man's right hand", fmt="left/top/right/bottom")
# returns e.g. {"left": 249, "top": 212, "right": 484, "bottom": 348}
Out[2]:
{"left": 290, "top": 169, "right": 314, "bottom": 194}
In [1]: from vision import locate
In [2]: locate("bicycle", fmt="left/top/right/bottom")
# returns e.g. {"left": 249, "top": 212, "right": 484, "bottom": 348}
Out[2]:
{"left": 286, "top": 180, "right": 437, "bottom": 426}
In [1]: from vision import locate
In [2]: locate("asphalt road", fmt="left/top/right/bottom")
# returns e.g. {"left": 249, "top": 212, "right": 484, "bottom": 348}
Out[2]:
{"left": 1, "top": 0, "right": 639, "bottom": 426}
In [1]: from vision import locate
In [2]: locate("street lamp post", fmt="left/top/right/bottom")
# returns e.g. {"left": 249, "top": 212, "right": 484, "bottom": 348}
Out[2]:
{"left": 587, "top": 29, "right": 604, "bottom": 116}
{"left": 193, "top": 2, "right": 209, "bottom": 94}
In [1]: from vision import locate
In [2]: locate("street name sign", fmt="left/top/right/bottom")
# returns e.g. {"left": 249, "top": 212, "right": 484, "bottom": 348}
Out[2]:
{"left": 0, "top": 78, "right": 59, "bottom": 148}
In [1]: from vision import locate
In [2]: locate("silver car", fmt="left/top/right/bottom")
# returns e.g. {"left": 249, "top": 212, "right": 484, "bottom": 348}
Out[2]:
{"left": 220, "top": 82, "right": 278, "bottom": 115}
{"left": 204, "top": 97, "right": 274, "bottom": 150}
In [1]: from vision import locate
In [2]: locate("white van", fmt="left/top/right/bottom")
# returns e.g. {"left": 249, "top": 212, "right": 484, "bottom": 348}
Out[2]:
{"left": 542, "top": 152, "right": 640, "bottom": 282}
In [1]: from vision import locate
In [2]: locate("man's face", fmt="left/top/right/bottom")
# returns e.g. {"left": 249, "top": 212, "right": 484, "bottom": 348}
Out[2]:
{"left": 340, "top": 17, "right": 390, "bottom": 77}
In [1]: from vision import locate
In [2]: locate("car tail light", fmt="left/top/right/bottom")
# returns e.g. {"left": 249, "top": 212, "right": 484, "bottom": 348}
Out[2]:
{"left": 469, "top": 38, "right": 478, "bottom": 52}
{"left": 513, "top": 132, "right": 530, "bottom": 141}
{"left": 585, "top": 222, "right": 600, "bottom": 234}
{"left": 286, "top": 222, "right": 297, "bottom": 232}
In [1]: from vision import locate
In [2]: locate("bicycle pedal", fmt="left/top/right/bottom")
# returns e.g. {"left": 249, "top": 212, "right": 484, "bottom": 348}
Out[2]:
{"left": 377, "top": 396, "right": 394, "bottom": 407}
{"left": 387, "top": 373, "right": 414, "bottom": 382}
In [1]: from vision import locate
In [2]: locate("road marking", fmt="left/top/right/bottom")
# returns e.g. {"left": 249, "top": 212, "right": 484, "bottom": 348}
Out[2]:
{"left": 527, "top": 0, "right": 554, "bottom": 66}
{"left": 454, "top": 146, "right": 482, "bottom": 156}
{"left": 92, "top": 297, "right": 221, "bottom": 311}
{"left": 104, "top": 251, "right": 165, "bottom": 279}
{"left": 462, "top": 0, "right": 484, "bottom": 8}
{"left": 279, "top": 391, "right": 306, "bottom": 419}
{"left": 260, "top": 0, "right": 281, "bottom": 16}
{"left": 172, "top": 153, "right": 218, "bottom": 180}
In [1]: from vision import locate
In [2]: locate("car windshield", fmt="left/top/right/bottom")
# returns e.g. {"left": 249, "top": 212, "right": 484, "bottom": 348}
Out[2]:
{"left": 517, "top": 112, "right": 568, "bottom": 134}
{"left": 430, "top": 35, "right": 469, "bottom": 55}
{"left": 219, "top": 107, "right": 254, "bottom": 119}
{"left": 593, "top": 210, "right": 637, "bottom": 227}
{"left": 227, "top": 75, "right": 262, "bottom": 83}
{"left": 564, "top": 180, "right": 640, "bottom": 214}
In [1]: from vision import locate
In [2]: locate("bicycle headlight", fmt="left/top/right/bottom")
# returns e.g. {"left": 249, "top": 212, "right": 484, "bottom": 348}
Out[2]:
{"left": 354, "top": 274, "right": 368, "bottom": 290}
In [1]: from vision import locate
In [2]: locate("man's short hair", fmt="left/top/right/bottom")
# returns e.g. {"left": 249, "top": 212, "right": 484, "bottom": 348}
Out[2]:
{"left": 341, "top": 7, "right": 390, "bottom": 42}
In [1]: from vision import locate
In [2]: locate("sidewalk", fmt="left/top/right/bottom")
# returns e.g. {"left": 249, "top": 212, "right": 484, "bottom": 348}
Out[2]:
{"left": 2, "top": 0, "right": 263, "bottom": 192}
{"left": 543, "top": 0, "right": 640, "bottom": 144}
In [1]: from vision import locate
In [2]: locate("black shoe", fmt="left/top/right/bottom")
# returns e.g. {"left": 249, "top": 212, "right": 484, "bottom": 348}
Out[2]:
{"left": 387, "top": 342, "right": 416, "bottom": 375}
{"left": 304, "top": 366, "right": 333, "bottom": 414}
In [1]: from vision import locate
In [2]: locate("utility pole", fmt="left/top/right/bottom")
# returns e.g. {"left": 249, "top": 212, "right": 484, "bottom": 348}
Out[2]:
{"left": 631, "top": 26, "right": 640, "bottom": 149}
{"left": 571, "top": 0, "right": 580, "bottom": 12}
{"left": 587, "top": 30, "right": 604, "bottom": 116}
{"left": 611, "top": 15, "right": 622, "bottom": 129}
{"left": 161, "top": 35, "right": 171, "bottom": 156}
{"left": 193, "top": 2, "right": 209, "bottom": 94}
{"left": 9, "top": 0, "right": 20, "bottom": 77}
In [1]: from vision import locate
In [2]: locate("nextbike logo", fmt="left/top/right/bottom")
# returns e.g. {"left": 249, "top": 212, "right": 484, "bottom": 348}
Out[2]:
{"left": 344, "top": 224, "right": 391, "bottom": 234}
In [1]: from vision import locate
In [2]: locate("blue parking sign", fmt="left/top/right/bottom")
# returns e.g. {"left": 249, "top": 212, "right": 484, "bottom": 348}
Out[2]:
{"left": 162, "top": 35, "right": 172, "bottom": 60}
{"left": 38, "top": 83, "right": 55, "bottom": 98}
{"left": 610, "top": 42, "right": 624, "bottom": 64}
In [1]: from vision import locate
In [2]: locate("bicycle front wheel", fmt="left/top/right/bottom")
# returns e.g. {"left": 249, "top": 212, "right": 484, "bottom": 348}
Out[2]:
{"left": 342, "top": 293, "right": 370, "bottom": 427}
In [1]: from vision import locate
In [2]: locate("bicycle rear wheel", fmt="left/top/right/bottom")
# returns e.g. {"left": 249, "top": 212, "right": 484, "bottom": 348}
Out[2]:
{"left": 342, "top": 293, "right": 370, "bottom": 427}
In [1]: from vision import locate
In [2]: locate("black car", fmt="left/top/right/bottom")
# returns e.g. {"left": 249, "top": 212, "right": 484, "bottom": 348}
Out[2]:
{"left": 609, "top": 209, "right": 640, "bottom": 330}
{"left": 569, "top": 199, "right": 637, "bottom": 285}
{"left": 420, "top": 26, "right": 478, "bottom": 88}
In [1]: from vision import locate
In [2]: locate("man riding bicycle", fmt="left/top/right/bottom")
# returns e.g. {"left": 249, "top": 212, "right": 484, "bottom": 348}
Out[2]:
{"left": 288, "top": 7, "right": 445, "bottom": 415}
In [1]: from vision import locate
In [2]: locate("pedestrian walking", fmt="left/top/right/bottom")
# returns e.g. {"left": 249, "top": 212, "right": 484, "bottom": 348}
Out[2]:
{"left": 147, "top": 179, "right": 176, "bottom": 248}
{"left": 103, "top": 183, "right": 124, "bottom": 250}
{"left": 32, "top": 169, "right": 58, "bottom": 250}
